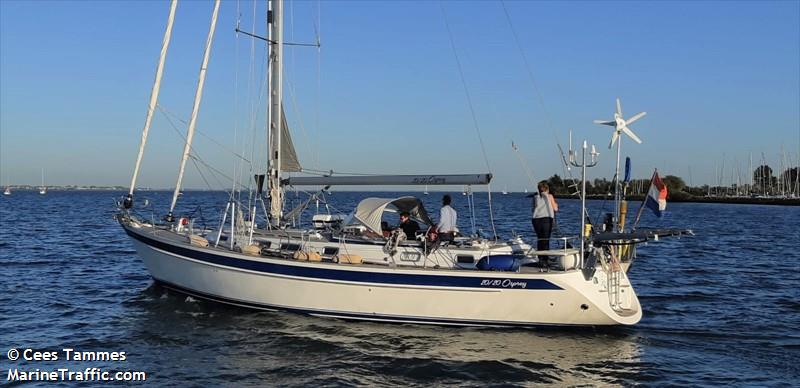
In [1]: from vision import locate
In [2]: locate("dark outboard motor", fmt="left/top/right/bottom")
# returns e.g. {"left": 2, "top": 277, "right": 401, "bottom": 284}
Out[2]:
{"left": 123, "top": 193, "right": 133, "bottom": 209}
{"left": 603, "top": 212, "right": 614, "bottom": 232}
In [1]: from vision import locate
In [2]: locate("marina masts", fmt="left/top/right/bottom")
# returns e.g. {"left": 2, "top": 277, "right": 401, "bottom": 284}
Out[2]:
{"left": 125, "top": 0, "right": 178, "bottom": 209}
{"left": 167, "top": 0, "right": 221, "bottom": 220}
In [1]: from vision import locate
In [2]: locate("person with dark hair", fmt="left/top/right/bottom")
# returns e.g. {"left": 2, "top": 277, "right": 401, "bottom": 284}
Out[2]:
{"left": 397, "top": 211, "right": 420, "bottom": 239}
{"left": 437, "top": 194, "right": 458, "bottom": 242}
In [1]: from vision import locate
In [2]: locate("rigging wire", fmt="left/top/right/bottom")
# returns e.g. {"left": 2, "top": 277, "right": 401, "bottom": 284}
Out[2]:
{"left": 159, "top": 102, "right": 246, "bottom": 192}
{"left": 466, "top": 187, "right": 476, "bottom": 236}
{"left": 440, "top": 2, "right": 497, "bottom": 240}
{"left": 499, "top": 0, "right": 556, "bottom": 138}
{"left": 189, "top": 154, "right": 214, "bottom": 191}
{"left": 439, "top": 2, "right": 491, "bottom": 174}
{"left": 500, "top": 0, "right": 586, "bottom": 233}
{"left": 157, "top": 105, "right": 251, "bottom": 164}
{"left": 231, "top": 0, "right": 244, "bottom": 215}
{"left": 512, "top": 141, "right": 537, "bottom": 188}
{"left": 284, "top": 69, "right": 317, "bottom": 168}
{"left": 500, "top": 1, "right": 582, "bottom": 194}
{"left": 242, "top": 0, "right": 260, "bottom": 208}
{"left": 314, "top": 0, "right": 321, "bottom": 170}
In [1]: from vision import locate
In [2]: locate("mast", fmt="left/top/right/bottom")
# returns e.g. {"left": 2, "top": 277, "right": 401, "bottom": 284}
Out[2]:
{"left": 268, "top": 0, "right": 285, "bottom": 226}
{"left": 125, "top": 0, "right": 178, "bottom": 209}
{"left": 613, "top": 133, "right": 622, "bottom": 231}
{"left": 167, "top": 0, "right": 221, "bottom": 220}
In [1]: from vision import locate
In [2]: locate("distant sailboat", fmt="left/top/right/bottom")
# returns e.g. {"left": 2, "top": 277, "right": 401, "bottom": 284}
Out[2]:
{"left": 502, "top": 185, "right": 509, "bottom": 195}
{"left": 3, "top": 186, "right": 9, "bottom": 196}
{"left": 39, "top": 169, "right": 47, "bottom": 195}
{"left": 424, "top": 185, "right": 429, "bottom": 195}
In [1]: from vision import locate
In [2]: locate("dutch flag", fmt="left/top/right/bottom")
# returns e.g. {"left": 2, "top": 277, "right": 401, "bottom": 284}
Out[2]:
{"left": 645, "top": 172, "right": 668, "bottom": 217}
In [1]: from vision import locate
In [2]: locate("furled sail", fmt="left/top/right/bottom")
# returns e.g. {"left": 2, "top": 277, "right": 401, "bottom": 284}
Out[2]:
{"left": 280, "top": 106, "right": 302, "bottom": 172}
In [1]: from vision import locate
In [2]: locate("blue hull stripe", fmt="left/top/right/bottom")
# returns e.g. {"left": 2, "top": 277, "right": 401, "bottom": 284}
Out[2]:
{"left": 124, "top": 226, "right": 562, "bottom": 291}
{"left": 154, "top": 278, "right": 580, "bottom": 328}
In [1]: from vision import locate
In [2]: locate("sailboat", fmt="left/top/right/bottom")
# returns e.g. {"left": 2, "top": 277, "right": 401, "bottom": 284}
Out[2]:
{"left": 424, "top": 185, "right": 429, "bottom": 195}
{"left": 502, "top": 185, "right": 509, "bottom": 195}
{"left": 117, "top": 0, "right": 691, "bottom": 327}
{"left": 39, "top": 168, "right": 46, "bottom": 195}
{"left": 3, "top": 186, "right": 9, "bottom": 196}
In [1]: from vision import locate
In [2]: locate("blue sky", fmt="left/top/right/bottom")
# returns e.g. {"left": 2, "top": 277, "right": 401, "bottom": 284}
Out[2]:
{"left": 1, "top": 0, "right": 798, "bottom": 190}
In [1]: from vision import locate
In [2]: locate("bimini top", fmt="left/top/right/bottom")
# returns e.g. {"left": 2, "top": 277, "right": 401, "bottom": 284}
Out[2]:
{"left": 351, "top": 196, "right": 434, "bottom": 234}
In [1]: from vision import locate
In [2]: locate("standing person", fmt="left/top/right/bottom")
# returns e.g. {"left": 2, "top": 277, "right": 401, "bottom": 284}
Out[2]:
{"left": 437, "top": 194, "right": 458, "bottom": 242}
{"left": 532, "top": 181, "right": 558, "bottom": 254}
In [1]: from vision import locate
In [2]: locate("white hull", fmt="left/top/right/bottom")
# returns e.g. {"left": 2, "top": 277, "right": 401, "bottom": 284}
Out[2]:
{"left": 123, "top": 223, "right": 641, "bottom": 326}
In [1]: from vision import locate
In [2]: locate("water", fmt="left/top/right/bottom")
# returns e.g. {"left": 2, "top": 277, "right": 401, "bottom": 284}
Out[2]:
{"left": 1, "top": 190, "right": 798, "bottom": 386}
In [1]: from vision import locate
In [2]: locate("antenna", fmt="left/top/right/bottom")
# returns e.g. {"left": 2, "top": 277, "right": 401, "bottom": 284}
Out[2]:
{"left": 569, "top": 138, "right": 599, "bottom": 268}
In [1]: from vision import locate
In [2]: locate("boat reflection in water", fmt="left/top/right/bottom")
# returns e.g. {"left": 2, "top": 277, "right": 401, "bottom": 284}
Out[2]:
{"left": 126, "top": 283, "right": 643, "bottom": 385}
{"left": 218, "top": 310, "right": 643, "bottom": 385}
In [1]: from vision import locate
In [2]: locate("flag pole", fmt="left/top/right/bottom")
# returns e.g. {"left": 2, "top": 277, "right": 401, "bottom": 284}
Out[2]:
{"left": 632, "top": 169, "right": 657, "bottom": 230}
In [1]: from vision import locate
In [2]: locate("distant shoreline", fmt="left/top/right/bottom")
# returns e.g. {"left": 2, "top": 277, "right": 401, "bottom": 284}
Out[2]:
{"left": 3, "top": 187, "right": 798, "bottom": 206}
{"left": 555, "top": 194, "right": 800, "bottom": 206}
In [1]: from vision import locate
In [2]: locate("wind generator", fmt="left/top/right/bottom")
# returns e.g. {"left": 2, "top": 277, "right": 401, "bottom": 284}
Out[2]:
{"left": 594, "top": 98, "right": 646, "bottom": 232}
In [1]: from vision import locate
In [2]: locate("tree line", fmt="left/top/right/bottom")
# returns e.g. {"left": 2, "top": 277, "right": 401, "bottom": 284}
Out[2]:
{"left": 543, "top": 165, "right": 800, "bottom": 200}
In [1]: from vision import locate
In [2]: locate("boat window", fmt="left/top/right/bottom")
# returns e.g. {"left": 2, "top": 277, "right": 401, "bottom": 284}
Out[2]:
{"left": 399, "top": 252, "right": 421, "bottom": 262}
{"left": 280, "top": 243, "right": 301, "bottom": 252}
{"left": 456, "top": 255, "right": 474, "bottom": 264}
{"left": 323, "top": 247, "right": 339, "bottom": 255}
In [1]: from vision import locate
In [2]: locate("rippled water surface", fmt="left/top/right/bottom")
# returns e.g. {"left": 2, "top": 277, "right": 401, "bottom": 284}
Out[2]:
{"left": 1, "top": 190, "right": 798, "bottom": 386}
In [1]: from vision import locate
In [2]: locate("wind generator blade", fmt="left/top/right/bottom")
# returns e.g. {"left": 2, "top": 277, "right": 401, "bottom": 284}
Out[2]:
{"left": 609, "top": 130, "right": 619, "bottom": 149}
{"left": 594, "top": 119, "right": 615, "bottom": 126}
{"left": 626, "top": 111, "right": 647, "bottom": 125}
{"left": 616, "top": 97, "right": 623, "bottom": 116}
{"left": 621, "top": 126, "right": 642, "bottom": 144}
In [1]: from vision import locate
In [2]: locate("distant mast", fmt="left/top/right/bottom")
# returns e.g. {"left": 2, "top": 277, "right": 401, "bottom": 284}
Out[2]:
{"left": 125, "top": 0, "right": 178, "bottom": 209}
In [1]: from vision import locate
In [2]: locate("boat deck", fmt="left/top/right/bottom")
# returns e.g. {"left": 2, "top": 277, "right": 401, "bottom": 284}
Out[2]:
{"left": 129, "top": 221, "right": 584, "bottom": 276}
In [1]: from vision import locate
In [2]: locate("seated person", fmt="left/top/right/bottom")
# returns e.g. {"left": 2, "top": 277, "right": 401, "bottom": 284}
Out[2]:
{"left": 397, "top": 211, "right": 420, "bottom": 240}
{"left": 381, "top": 221, "right": 391, "bottom": 238}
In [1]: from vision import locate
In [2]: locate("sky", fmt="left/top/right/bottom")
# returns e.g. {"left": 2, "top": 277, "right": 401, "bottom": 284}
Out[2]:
{"left": 1, "top": 0, "right": 798, "bottom": 191}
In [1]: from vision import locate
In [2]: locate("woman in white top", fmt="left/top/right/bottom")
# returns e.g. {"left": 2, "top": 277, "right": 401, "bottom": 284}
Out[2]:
{"left": 532, "top": 181, "right": 558, "bottom": 254}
